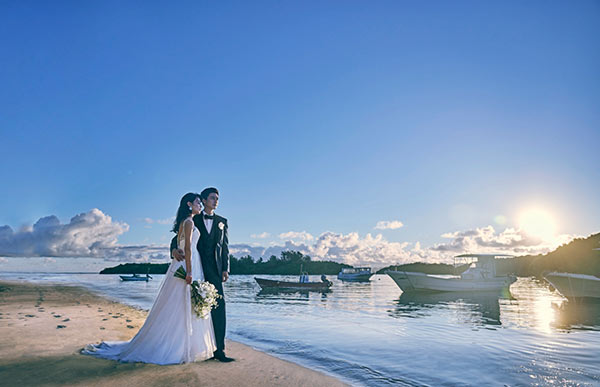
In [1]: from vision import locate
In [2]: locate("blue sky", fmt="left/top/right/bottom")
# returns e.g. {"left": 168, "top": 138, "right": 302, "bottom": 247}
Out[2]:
{"left": 1, "top": 1, "right": 599, "bottom": 269}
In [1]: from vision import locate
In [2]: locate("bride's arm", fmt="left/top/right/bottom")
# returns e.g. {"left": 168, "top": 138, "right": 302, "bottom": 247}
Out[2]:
{"left": 183, "top": 220, "right": 193, "bottom": 285}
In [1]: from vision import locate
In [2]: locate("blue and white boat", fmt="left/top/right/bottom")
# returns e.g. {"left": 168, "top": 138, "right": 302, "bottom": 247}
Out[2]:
{"left": 119, "top": 273, "right": 152, "bottom": 282}
{"left": 337, "top": 267, "right": 373, "bottom": 282}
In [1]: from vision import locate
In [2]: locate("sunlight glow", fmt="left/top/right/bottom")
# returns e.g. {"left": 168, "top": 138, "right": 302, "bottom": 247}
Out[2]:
{"left": 533, "top": 296, "right": 557, "bottom": 334}
{"left": 518, "top": 208, "right": 557, "bottom": 240}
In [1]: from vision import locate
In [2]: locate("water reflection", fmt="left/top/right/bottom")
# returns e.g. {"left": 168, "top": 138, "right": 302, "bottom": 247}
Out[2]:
{"left": 338, "top": 280, "right": 373, "bottom": 289}
{"left": 3, "top": 273, "right": 600, "bottom": 386}
{"left": 552, "top": 299, "right": 600, "bottom": 331}
{"left": 256, "top": 288, "right": 331, "bottom": 299}
{"left": 391, "top": 290, "right": 511, "bottom": 327}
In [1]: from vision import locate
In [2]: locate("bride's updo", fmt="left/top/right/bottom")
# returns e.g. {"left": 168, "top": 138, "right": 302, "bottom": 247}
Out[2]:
{"left": 172, "top": 192, "right": 201, "bottom": 234}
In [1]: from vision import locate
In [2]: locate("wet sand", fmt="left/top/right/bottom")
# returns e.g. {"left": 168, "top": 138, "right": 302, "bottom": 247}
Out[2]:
{"left": 0, "top": 281, "right": 347, "bottom": 387}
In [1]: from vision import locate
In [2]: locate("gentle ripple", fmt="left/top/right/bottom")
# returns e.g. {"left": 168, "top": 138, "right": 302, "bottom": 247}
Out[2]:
{"left": 1, "top": 272, "right": 599, "bottom": 386}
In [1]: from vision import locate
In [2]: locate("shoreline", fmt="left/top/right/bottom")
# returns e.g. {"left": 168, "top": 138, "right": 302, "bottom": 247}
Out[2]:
{"left": 0, "top": 280, "right": 347, "bottom": 387}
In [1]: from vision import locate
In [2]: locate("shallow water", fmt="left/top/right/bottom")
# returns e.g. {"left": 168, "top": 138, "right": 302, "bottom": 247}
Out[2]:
{"left": 1, "top": 272, "right": 599, "bottom": 386}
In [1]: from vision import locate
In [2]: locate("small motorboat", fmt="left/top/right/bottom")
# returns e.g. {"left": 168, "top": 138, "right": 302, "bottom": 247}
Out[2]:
{"left": 387, "top": 254, "right": 516, "bottom": 293}
{"left": 120, "top": 273, "right": 152, "bottom": 282}
{"left": 255, "top": 274, "right": 333, "bottom": 291}
{"left": 337, "top": 267, "right": 373, "bottom": 282}
{"left": 544, "top": 272, "right": 600, "bottom": 301}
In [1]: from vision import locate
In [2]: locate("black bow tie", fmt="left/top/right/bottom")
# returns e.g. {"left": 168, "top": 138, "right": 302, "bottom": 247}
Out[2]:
{"left": 203, "top": 214, "right": 215, "bottom": 220}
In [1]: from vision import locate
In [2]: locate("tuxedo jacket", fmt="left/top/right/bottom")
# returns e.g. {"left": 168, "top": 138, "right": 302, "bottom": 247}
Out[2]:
{"left": 170, "top": 214, "right": 229, "bottom": 282}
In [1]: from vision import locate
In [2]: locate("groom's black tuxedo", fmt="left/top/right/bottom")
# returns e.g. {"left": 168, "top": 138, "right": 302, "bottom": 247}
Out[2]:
{"left": 170, "top": 213, "right": 229, "bottom": 352}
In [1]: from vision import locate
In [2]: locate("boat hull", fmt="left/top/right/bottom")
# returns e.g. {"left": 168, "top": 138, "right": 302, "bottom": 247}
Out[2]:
{"left": 119, "top": 276, "right": 149, "bottom": 282}
{"left": 387, "top": 271, "right": 515, "bottom": 292}
{"left": 337, "top": 273, "right": 373, "bottom": 282}
{"left": 254, "top": 277, "right": 332, "bottom": 290}
{"left": 544, "top": 272, "right": 600, "bottom": 300}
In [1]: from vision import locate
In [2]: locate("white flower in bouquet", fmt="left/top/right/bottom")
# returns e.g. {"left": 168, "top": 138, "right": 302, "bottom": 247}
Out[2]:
{"left": 174, "top": 266, "right": 221, "bottom": 318}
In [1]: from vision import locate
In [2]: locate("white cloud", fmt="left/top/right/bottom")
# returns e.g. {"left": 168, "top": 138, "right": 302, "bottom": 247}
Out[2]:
{"left": 230, "top": 241, "right": 308, "bottom": 260}
{"left": 232, "top": 226, "right": 579, "bottom": 268}
{"left": 374, "top": 220, "right": 404, "bottom": 230}
{"left": 1, "top": 210, "right": 579, "bottom": 269}
{"left": 310, "top": 231, "right": 415, "bottom": 266}
{"left": 233, "top": 231, "right": 420, "bottom": 267}
{"left": 432, "top": 225, "right": 575, "bottom": 255}
{"left": 278, "top": 231, "right": 314, "bottom": 242}
{"left": 0, "top": 209, "right": 128, "bottom": 258}
{"left": 0, "top": 210, "right": 173, "bottom": 264}
{"left": 230, "top": 244, "right": 260, "bottom": 257}
{"left": 101, "top": 245, "right": 170, "bottom": 262}
{"left": 143, "top": 217, "right": 174, "bottom": 225}
{"left": 251, "top": 232, "right": 270, "bottom": 239}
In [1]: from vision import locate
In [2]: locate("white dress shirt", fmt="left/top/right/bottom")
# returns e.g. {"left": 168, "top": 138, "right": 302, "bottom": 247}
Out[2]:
{"left": 201, "top": 210, "right": 214, "bottom": 234}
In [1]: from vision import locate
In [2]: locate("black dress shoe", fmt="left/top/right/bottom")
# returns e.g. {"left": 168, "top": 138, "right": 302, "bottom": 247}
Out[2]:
{"left": 213, "top": 351, "right": 235, "bottom": 362}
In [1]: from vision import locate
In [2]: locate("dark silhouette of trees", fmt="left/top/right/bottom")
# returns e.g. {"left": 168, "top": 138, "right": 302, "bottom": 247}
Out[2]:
{"left": 230, "top": 250, "right": 347, "bottom": 274}
{"left": 101, "top": 250, "right": 349, "bottom": 275}
{"left": 100, "top": 262, "right": 169, "bottom": 275}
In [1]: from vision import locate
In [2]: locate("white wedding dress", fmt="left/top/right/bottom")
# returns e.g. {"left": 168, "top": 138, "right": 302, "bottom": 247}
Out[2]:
{"left": 83, "top": 226, "right": 216, "bottom": 364}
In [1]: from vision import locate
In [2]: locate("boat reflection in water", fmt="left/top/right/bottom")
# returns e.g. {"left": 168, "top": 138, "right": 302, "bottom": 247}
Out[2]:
{"left": 551, "top": 299, "right": 600, "bottom": 331}
{"left": 391, "top": 290, "right": 512, "bottom": 327}
{"left": 256, "top": 287, "right": 331, "bottom": 297}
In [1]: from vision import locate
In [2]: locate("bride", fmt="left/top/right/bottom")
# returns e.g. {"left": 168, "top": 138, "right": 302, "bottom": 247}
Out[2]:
{"left": 83, "top": 192, "right": 216, "bottom": 364}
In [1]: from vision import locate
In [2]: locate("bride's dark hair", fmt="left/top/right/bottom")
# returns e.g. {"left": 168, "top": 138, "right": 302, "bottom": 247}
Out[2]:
{"left": 172, "top": 192, "right": 201, "bottom": 234}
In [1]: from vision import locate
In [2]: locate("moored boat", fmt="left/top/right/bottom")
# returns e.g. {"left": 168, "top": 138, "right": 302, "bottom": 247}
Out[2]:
{"left": 337, "top": 267, "right": 373, "bottom": 281}
{"left": 544, "top": 272, "right": 600, "bottom": 300}
{"left": 254, "top": 277, "right": 332, "bottom": 291}
{"left": 120, "top": 273, "right": 152, "bottom": 282}
{"left": 387, "top": 254, "right": 516, "bottom": 293}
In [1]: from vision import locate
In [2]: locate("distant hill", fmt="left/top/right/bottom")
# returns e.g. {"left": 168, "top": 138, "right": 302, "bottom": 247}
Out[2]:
{"left": 495, "top": 232, "right": 600, "bottom": 277}
{"left": 100, "top": 262, "right": 170, "bottom": 275}
{"left": 378, "top": 232, "right": 600, "bottom": 277}
{"left": 100, "top": 251, "right": 348, "bottom": 275}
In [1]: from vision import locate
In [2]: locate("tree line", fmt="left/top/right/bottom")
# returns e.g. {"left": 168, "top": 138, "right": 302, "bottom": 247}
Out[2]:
{"left": 100, "top": 250, "right": 348, "bottom": 275}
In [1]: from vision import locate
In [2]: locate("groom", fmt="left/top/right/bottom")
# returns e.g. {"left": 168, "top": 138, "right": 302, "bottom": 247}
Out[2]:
{"left": 171, "top": 187, "right": 234, "bottom": 362}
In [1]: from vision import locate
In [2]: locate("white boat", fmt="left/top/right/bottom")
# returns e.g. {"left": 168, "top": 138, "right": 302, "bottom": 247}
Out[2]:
{"left": 337, "top": 267, "right": 373, "bottom": 281}
{"left": 387, "top": 254, "right": 516, "bottom": 293}
{"left": 120, "top": 273, "right": 152, "bottom": 282}
{"left": 544, "top": 272, "right": 600, "bottom": 300}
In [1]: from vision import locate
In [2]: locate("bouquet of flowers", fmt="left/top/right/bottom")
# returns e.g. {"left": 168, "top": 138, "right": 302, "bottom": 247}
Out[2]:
{"left": 174, "top": 266, "right": 221, "bottom": 318}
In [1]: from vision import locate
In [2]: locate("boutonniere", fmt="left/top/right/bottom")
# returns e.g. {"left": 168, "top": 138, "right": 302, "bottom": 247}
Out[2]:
{"left": 218, "top": 222, "right": 225, "bottom": 230}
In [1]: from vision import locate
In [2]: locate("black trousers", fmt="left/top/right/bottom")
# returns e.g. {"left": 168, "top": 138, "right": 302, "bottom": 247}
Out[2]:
{"left": 210, "top": 280, "right": 226, "bottom": 352}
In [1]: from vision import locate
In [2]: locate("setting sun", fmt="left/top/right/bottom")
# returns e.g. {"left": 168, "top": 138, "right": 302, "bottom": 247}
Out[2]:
{"left": 518, "top": 208, "right": 557, "bottom": 240}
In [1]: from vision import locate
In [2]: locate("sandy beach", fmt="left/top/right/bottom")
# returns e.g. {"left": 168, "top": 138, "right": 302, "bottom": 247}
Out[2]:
{"left": 0, "top": 280, "right": 346, "bottom": 387}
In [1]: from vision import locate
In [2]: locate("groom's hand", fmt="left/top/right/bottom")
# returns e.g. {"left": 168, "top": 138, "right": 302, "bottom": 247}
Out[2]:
{"left": 222, "top": 271, "right": 229, "bottom": 282}
{"left": 172, "top": 248, "right": 185, "bottom": 261}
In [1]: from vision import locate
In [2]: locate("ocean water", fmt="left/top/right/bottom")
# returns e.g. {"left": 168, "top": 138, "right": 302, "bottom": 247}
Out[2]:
{"left": 1, "top": 272, "right": 599, "bottom": 386}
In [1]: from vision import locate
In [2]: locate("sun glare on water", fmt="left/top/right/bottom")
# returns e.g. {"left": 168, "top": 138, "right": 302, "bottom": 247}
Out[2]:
{"left": 518, "top": 208, "right": 557, "bottom": 240}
